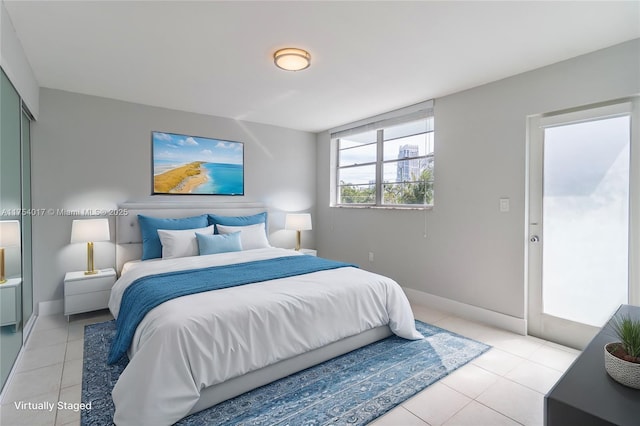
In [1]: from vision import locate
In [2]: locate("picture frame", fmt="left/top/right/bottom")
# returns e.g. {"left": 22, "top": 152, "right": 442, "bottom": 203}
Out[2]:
{"left": 152, "top": 131, "right": 244, "bottom": 195}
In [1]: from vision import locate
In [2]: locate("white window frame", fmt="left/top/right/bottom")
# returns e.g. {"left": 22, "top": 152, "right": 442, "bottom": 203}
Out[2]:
{"left": 330, "top": 100, "right": 434, "bottom": 209}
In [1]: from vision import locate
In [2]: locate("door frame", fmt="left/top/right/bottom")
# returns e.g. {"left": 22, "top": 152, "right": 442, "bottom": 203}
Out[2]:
{"left": 526, "top": 98, "right": 640, "bottom": 349}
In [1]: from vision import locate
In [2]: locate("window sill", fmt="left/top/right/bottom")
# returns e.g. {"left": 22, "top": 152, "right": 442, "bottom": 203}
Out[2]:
{"left": 331, "top": 205, "right": 433, "bottom": 211}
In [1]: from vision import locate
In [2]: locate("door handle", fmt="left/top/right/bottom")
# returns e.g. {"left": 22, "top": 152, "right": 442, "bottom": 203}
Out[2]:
{"left": 530, "top": 235, "right": 540, "bottom": 243}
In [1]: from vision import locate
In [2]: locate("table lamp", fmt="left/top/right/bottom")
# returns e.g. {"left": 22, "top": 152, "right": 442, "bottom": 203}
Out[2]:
{"left": 71, "top": 218, "right": 110, "bottom": 275}
{"left": 0, "top": 220, "right": 21, "bottom": 283}
{"left": 285, "top": 213, "right": 312, "bottom": 251}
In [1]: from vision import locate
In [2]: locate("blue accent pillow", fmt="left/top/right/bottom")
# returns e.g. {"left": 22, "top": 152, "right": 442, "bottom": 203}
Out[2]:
{"left": 207, "top": 212, "right": 267, "bottom": 234}
{"left": 196, "top": 231, "right": 243, "bottom": 255}
{"left": 138, "top": 214, "right": 208, "bottom": 260}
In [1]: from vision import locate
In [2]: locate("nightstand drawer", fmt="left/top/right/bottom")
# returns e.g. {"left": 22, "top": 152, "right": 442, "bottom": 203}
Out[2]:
{"left": 64, "top": 268, "right": 116, "bottom": 316}
{"left": 65, "top": 273, "right": 115, "bottom": 295}
{"left": 65, "top": 291, "right": 111, "bottom": 315}
{"left": 0, "top": 286, "right": 17, "bottom": 325}
{"left": 0, "top": 279, "right": 21, "bottom": 330}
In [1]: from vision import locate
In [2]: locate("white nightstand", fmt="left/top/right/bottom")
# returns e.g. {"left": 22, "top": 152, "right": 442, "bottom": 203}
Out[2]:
{"left": 299, "top": 249, "right": 317, "bottom": 256}
{"left": 64, "top": 268, "right": 116, "bottom": 318}
{"left": 1, "top": 278, "right": 22, "bottom": 332}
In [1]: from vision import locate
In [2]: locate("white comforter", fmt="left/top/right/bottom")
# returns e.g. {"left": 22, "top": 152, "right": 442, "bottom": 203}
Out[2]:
{"left": 108, "top": 248, "right": 422, "bottom": 426}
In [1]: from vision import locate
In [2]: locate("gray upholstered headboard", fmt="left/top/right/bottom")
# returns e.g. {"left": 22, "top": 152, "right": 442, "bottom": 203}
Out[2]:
{"left": 115, "top": 201, "right": 267, "bottom": 273}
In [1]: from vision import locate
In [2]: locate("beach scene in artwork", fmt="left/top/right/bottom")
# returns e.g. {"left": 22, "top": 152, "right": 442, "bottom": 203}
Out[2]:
{"left": 153, "top": 132, "right": 244, "bottom": 195}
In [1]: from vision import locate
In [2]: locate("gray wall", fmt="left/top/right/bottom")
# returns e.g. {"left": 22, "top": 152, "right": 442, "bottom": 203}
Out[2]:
{"left": 316, "top": 39, "right": 640, "bottom": 320}
{"left": 32, "top": 89, "right": 316, "bottom": 307}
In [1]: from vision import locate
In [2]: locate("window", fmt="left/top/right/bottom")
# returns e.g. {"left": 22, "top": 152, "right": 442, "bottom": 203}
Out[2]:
{"left": 332, "top": 101, "right": 434, "bottom": 207}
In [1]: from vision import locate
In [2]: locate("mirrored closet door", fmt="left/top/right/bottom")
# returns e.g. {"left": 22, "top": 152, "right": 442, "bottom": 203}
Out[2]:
{"left": 0, "top": 68, "right": 33, "bottom": 392}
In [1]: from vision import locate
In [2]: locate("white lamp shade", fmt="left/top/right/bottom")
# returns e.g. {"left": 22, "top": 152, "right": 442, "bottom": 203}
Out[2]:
{"left": 0, "top": 220, "right": 21, "bottom": 247}
{"left": 70, "top": 219, "right": 110, "bottom": 243}
{"left": 285, "top": 213, "right": 312, "bottom": 231}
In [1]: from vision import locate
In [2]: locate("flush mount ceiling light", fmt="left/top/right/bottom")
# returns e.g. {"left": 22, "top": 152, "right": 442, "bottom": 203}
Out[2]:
{"left": 273, "top": 48, "right": 311, "bottom": 71}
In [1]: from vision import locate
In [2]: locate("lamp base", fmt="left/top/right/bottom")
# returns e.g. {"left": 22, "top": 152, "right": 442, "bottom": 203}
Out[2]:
{"left": 295, "top": 230, "right": 301, "bottom": 251}
{"left": 0, "top": 248, "right": 5, "bottom": 284}
{"left": 84, "top": 242, "right": 98, "bottom": 276}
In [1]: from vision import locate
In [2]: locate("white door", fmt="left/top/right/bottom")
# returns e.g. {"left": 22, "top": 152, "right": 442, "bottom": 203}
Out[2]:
{"left": 528, "top": 100, "right": 640, "bottom": 349}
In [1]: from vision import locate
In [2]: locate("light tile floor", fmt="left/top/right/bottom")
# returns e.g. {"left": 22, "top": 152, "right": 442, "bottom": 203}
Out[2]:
{"left": 0, "top": 304, "right": 579, "bottom": 426}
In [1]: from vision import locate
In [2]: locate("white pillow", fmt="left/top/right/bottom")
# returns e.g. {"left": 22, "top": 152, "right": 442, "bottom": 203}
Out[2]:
{"left": 157, "top": 225, "right": 214, "bottom": 259}
{"left": 216, "top": 222, "right": 270, "bottom": 250}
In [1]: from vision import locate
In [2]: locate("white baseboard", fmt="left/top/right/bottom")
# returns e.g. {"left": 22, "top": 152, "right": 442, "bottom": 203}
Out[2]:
{"left": 403, "top": 287, "right": 527, "bottom": 335}
{"left": 23, "top": 313, "right": 36, "bottom": 342}
{"left": 38, "top": 299, "right": 64, "bottom": 316}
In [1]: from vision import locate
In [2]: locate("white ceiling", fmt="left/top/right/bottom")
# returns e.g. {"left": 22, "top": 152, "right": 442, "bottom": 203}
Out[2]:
{"left": 4, "top": 1, "right": 639, "bottom": 133}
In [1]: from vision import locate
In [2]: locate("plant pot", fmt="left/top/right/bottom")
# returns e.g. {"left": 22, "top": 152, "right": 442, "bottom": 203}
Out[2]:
{"left": 604, "top": 343, "right": 640, "bottom": 390}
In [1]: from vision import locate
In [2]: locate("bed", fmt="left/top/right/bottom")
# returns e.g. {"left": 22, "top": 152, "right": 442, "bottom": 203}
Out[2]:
{"left": 109, "top": 202, "right": 423, "bottom": 426}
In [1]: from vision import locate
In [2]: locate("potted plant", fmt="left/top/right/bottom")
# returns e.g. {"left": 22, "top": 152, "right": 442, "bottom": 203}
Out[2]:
{"left": 604, "top": 314, "right": 640, "bottom": 389}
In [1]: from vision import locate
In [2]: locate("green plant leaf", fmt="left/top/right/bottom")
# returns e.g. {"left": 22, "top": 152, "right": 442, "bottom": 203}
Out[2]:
{"left": 611, "top": 315, "right": 640, "bottom": 358}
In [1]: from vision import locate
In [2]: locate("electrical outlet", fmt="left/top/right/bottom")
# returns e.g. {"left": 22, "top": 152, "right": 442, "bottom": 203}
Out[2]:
{"left": 368, "top": 252, "right": 374, "bottom": 262}
{"left": 499, "top": 198, "right": 510, "bottom": 213}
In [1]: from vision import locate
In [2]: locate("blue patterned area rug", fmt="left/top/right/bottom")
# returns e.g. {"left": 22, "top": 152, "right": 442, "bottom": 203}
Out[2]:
{"left": 82, "top": 320, "right": 489, "bottom": 425}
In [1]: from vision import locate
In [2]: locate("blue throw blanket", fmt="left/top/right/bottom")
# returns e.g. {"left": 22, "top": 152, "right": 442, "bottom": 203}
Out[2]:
{"left": 108, "top": 255, "right": 357, "bottom": 364}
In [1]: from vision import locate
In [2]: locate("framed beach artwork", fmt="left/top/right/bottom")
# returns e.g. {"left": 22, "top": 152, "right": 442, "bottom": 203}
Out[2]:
{"left": 152, "top": 131, "right": 244, "bottom": 195}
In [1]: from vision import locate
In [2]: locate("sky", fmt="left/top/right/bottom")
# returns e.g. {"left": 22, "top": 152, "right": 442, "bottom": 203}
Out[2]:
{"left": 153, "top": 131, "right": 243, "bottom": 166}
{"left": 544, "top": 115, "right": 630, "bottom": 197}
